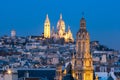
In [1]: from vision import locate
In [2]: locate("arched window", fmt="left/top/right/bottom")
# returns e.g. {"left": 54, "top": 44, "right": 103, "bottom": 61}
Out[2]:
{"left": 83, "top": 42, "right": 85, "bottom": 53}
{"left": 78, "top": 42, "right": 81, "bottom": 52}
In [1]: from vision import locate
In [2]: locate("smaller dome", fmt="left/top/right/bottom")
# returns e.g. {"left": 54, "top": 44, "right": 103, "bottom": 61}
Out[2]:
{"left": 57, "top": 20, "right": 65, "bottom": 27}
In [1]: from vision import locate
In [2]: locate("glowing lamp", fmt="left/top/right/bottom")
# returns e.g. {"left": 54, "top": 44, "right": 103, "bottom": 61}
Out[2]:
{"left": 7, "top": 69, "right": 12, "bottom": 74}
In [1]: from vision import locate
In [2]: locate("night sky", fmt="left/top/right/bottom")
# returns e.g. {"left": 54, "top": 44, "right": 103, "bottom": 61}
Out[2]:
{"left": 0, "top": 0, "right": 120, "bottom": 50}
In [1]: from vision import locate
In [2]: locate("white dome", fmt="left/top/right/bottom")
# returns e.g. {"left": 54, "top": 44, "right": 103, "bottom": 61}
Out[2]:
{"left": 11, "top": 30, "right": 16, "bottom": 37}
{"left": 57, "top": 14, "right": 65, "bottom": 32}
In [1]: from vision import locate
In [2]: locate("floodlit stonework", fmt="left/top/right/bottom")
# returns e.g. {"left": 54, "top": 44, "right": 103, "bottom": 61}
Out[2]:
{"left": 44, "top": 14, "right": 51, "bottom": 38}
{"left": 55, "top": 16, "right": 97, "bottom": 80}
{"left": 44, "top": 14, "right": 74, "bottom": 43}
{"left": 72, "top": 17, "right": 94, "bottom": 80}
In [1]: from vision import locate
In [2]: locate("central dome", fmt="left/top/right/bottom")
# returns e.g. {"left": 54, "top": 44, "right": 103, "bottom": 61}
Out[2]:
{"left": 57, "top": 14, "right": 65, "bottom": 32}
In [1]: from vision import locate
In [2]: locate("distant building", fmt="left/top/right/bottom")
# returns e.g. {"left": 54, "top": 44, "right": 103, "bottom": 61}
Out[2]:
{"left": 0, "top": 74, "right": 3, "bottom": 80}
{"left": 19, "top": 72, "right": 40, "bottom": 80}
{"left": 3, "top": 69, "right": 18, "bottom": 80}
{"left": 51, "top": 14, "right": 74, "bottom": 43}
{"left": 21, "top": 78, "right": 40, "bottom": 80}
{"left": 11, "top": 30, "right": 16, "bottom": 37}
{"left": 43, "top": 14, "right": 74, "bottom": 43}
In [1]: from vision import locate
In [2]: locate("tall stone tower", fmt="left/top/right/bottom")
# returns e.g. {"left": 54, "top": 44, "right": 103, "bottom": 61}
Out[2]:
{"left": 74, "top": 17, "right": 94, "bottom": 80}
{"left": 44, "top": 14, "right": 50, "bottom": 38}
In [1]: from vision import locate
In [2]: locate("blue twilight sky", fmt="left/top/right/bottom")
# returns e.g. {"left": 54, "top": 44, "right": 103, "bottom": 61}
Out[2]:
{"left": 0, "top": 0, "right": 120, "bottom": 50}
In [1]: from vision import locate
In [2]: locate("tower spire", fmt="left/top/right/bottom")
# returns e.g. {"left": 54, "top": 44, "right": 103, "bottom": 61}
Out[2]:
{"left": 82, "top": 12, "right": 84, "bottom": 18}
{"left": 60, "top": 14, "right": 62, "bottom": 20}
{"left": 80, "top": 12, "right": 86, "bottom": 30}
{"left": 46, "top": 14, "right": 49, "bottom": 20}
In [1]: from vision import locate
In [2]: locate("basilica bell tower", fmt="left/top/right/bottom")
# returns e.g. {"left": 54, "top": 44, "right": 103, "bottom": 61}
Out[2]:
{"left": 44, "top": 14, "right": 51, "bottom": 38}
{"left": 73, "top": 16, "right": 94, "bottom": 80}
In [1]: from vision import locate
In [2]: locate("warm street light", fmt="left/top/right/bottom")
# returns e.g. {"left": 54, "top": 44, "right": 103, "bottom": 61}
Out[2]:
{"left": 7, "top": 69, "right": 12, "bottom": 74}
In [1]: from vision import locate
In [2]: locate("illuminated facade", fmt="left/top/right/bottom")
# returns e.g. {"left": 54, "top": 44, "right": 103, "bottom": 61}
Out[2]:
{"left": 57, "top": 14, "right": 65, "bottom": 38}
{"left": 72, "top": 17, "right": 94, "bottom": 80}
{"left": 44, "top": 14, "right": 51, "bottom": 38}
{"left": 55, "top": 17, "right": 97, "bottom": 80}
{"left": 50, "top": 14, "right": 74, "bottom": 42}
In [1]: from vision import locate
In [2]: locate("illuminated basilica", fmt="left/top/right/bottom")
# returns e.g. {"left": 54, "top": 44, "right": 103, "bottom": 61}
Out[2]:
{"left": 44, "top": 14, "right": 74, "bottom": 43}
{"left": 55, "top": 16, "right": 98, "bottom": 80}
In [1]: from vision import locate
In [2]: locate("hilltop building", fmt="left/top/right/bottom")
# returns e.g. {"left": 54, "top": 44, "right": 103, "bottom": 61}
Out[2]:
{"left": 44, "top": 14, "right": 74, "bottom": 43}
{"left": 11, "top": 30, "right": 16, "bottom": 37}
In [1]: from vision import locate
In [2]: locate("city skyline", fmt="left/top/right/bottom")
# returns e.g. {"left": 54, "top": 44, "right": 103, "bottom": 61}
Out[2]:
{"left": 0, "top": 0, "right": 120, "bottom": 50}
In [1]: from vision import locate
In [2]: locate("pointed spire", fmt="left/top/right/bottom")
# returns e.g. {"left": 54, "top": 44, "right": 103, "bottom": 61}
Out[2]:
{"left": 45, "top": 14, "right": 50, "bottom": 23}
{"left": 60, "top": 13, "right": 62, "bottom": 20}
{"left": 80, "top": 12, "right": 86, "bottom": 29}
{"left": 46, "top": 14, "right": 49, "bottom": 20}
{"left": 82, "top": 12, "right": 84, "bottom": 18}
